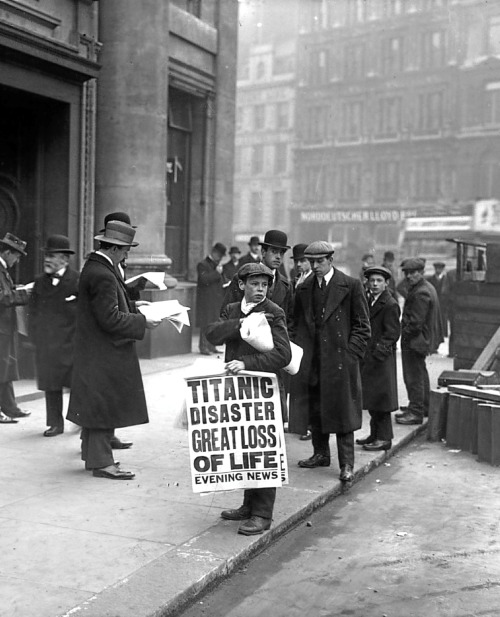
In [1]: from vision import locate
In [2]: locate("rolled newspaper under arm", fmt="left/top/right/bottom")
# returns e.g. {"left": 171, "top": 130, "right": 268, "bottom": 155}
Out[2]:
{"left": 239, "top": 312, "right": 274, "bottom": 352}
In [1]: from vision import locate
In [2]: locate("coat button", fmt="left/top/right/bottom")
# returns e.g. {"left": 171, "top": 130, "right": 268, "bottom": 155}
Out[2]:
{"left": 338, "top": 364, "right": 343, "bottom": 370}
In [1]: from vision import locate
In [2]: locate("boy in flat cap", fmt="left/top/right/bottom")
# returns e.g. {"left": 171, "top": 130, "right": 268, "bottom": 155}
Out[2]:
{"left": 292, "top": 241, "right": 370, "bottom": 483}
{"left": 0, "top": 232, "right": 31, "bottom": 423}
{"left": 205, "top": 262, "right": 291, "bottom": 535}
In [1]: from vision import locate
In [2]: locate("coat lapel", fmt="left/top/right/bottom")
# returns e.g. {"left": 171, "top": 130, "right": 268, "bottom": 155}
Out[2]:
{"left": 370, "top": 290, "right": 389, "bottom": 319}
{"left": 298, "top": 276, "right": 316, "bottom": 336}
{"left": 323, "top": 269, "right": 349, "bottom": 323}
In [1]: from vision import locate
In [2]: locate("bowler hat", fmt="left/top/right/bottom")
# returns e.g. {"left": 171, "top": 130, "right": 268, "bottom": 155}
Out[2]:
{"left": 364, "top": 265, "right": 392, "bottom": 280}
{"left": 0, "top": 232, "right": 27, "bottom": 256}
{"left": 229, "top": 246, "right": 241, "bottom": 255}
{"left": 212, "top": 242, "right": 227, "bottom": 256}
{"left": 259, "top": 230, "right": 290, "bottom": 250}
{"left": 238, "top": 262, "right": 273, "bottom": 282}
{"left": 43, "top": 234, "right": 75, "bottom": 254}
{"left": 248, "top": 236, "right": 260, "bottom": 246}
{"left": 100, "top": 211, "right": 137, "bottom": 233}
{"left": 94, "top": 221, "right": 138, "bottom": 247}
{"left": 401, "top": 257, "right": 425, "bottom": 272}
{"left": 291, "top": 243, "right": 309, "bottom": 260}
{"left": 304, "top": 241, "right": 335, "bottom": 259}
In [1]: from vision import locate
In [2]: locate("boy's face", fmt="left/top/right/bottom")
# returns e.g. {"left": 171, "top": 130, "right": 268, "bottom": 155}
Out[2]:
{"left": 367, "top": 274, "right": 387, "bottom": 295}
{"left": 262, "top": 246, "right": 286, "bottom": 270}
{"left": 238, "top": 274, "right": 270, "bottom": 304}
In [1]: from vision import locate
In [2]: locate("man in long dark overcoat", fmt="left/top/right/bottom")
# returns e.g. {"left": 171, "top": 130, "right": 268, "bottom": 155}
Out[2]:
{"left": 292, "top": 241, "right": 371, "bottom": 482}
{"left": 30, "top": 235, "right": 79, "bottom": 436}
{"left": 357, "top": 266, "right": 400, "bottom": 452}
{"left": 0, "top": 232, "right": 31, "bottom": 424}
{"left": 206, "top": 262, "right": 291, "bottom": 536}
{"left": 196, "top": 242, "right": 227, "bottom": 355}
{"left": 67, "top": 221, "right": 160, "bottom": 480}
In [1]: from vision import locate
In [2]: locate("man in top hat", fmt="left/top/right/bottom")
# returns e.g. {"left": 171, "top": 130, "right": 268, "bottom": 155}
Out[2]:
{"left": 290, "top": 243, "right": 312, "bottom": 290}
{"left": 0, "top": 232, "right": 31, "bottom": 424}
{"left": 67, "top": 221, "right": 161, "bottom": 479}
{"left": 29, "top": 235, "right": 79, "bottom": 436}
{"left": 205, "top": 262, "right": 291, "bottom": 535}
{"left": 238, "top": 235, "right": 262, "bottom": 267}
{"left": 357, "top": 266, "right": 400, "bottom": 452}
{"left": 291, "top": 241, "right": 370, "bottom": 482}
{"left": 196, "top": 242, "right": 227, "bottom": 355}
{"left": 396, "top": 257, "right": 441, "bottom": 426}
{"left": 222, "top": 246, "right": 241, "bottom": 287}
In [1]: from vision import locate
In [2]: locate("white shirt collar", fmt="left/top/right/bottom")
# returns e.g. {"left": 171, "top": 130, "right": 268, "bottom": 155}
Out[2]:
{"left": 317, "top": 267, "right": 334, "bottom": 286}
{"left": 241, "top": 297, "right": 265, "bottom": 315}
{"left": 95, "top": 250, "right": 114, "bottom": 267}
{"left": 0, "top": 256, "right": 6, "bottom": 269}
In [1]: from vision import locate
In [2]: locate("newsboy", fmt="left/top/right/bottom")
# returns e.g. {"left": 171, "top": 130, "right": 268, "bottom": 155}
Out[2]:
{"left": 292, "top": 241, "right": 370, "bottom": 482}
{"left": 30, "top": 235, "right": 79, "bottom": 436}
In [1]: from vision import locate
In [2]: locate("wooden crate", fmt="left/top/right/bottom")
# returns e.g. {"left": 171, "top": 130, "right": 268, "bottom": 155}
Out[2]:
{"left": 427, "top": 389, "right": 448, "bottom": 442}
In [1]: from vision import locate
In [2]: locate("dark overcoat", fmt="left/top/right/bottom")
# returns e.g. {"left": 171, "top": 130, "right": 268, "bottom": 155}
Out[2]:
{"left": 0, "top": 262, "right": 29, "bottom": 383}
{"left": 67, "top": 253, "right": 148, "bottom": 429}
{"left": 402, "top": 277, "right": 442, "bottom": 355}
{"left": 196, "top": 256, "right": 225, "bottom": 328}
{"left": 291, "top": 268, "right": 371, "bottom": 434}
{"left": 29, "top": 267, "right": 79, "bottom": 391}
{"left": 205, "top": 297, "right": 291, "bottom": 378}
{"left": 360, "top": 290, "right": 400, "bottom": 412}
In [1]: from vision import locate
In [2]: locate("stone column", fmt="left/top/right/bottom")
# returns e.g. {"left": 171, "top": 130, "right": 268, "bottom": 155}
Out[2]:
{"left": 95, "top": 0, "right": 170, "bottom": 270}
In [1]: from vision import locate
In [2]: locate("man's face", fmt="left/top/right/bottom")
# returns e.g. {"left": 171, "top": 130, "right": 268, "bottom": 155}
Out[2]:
{"left": 44, "top": 252, "right": 68, "bottom": 275}
{"left": 404, "top": 269, "right": 423, "bottom": 287}
{"left": 294, "top": 257, "right": 311, "bottom": 275}
{"left": 4, "top": 250, "right": 21, "bottom": 268}
{"left": 434, "top": 265, "right": 445, "bottom": 275}
{"left": 111, "top": 245, "right": 131, "bottom": 266}
{"left": 262, "top": 246, "right": 286, "bottom": 270}
{"left": 231, "top": 252, "right": 240, "bottom": 264}
{"left": 238, "top": 274, "right": 269, "bottom": 303}
{"left": 309, "top": 255, "right": 333, "bottom": 278}
{"left": 367, "top": 274, "right": 387, "bottom": 295}
{"left": 211, "top": 250, "right": 224, "bottom": 264}
{"left": 249, "top": 242, "right": 260, "bottom": 256}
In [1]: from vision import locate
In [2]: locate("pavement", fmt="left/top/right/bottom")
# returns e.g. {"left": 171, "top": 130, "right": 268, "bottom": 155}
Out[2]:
{"left": 1, "top": 335, "right": 453, "bottom": 617}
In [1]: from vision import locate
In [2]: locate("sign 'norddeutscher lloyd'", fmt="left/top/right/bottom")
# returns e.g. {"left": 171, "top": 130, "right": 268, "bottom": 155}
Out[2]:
{"left": 185, "top": 371, "right": 288, "bottom": 493}
{"left": 299, "top": 209, "right": 418, "bottom": 223}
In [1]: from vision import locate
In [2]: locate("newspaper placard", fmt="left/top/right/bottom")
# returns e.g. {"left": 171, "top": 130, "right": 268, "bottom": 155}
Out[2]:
{"left": 185, "top": 371, "right": 288, "bottom": 493}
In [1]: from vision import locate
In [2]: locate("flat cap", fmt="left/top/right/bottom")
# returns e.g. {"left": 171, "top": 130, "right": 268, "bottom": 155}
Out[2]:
{"left": 433, "top": 261, "right": 446, "bottom": 267}
{"left": 304, "top": 241, "right": 335, "bottom": 259}
{"left": 238, "top": 262, "right": 274, "bottom": 281}
{"left": 364, "top": 265, "right": 392, "bottom": 280}
{"left": 401, "top": 257, "right": 425, "bottom": 272}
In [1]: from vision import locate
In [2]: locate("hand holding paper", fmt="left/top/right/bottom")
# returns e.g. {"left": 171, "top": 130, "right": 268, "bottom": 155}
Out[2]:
{"left": 138, "top": 300, "right": 190, "bottom": 333}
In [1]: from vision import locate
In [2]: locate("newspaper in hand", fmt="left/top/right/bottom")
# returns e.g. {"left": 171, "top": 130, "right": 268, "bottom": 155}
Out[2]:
{"left": 125, "top": 272, "right": 167, "bottom": 290}
{"left": 138, "top": 300, "right": 190, "bottom": 333}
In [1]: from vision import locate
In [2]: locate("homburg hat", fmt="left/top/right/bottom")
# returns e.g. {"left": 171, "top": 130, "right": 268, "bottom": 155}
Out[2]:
{"left": 212, "top": 242, "right": 227, "bottom": 256}
{"left": 364, "top": 265, "right": 392, "bottom": 280}
{"left": 304, "top": 240, "right": 335, "bottom": 259}
{"left": 248, "top": 235, "right": 260, "bottom": 246}
{"left": 0, "top": 232, "right": 27, "bottom": 256}
{"left": 94, "top": 220, "right": 138, "bottom": 247}
{"left": 43, "top": 234, "right": 75, "bottom": 254}
{"left": 238, "top": 262, "right": 274, "bottom": 282}
{"left": 259, "top": 229, "right": 290, "bottom": 250}
{"left": 229, "top": 246, "right": 241, "bottom": 255}
{"left": 100, "top": 211, "right": 137, "bottom": 233}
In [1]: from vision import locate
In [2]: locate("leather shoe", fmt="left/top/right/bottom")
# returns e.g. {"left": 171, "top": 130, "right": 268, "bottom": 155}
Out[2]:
{"left": 298, "top": 453, "right": 331, "bottom": 468}
{"left": 110, "top": 438, "right": 133, "bottom": 449}
{"left": 356, "top": 434, "right": 375, "bottom": 445}
{"left": 395, "top": 406, "right": 409, "bottom": 418}
{"left": 43, "top": 426, "right": 64, "bottom": 437}
{"left": 363, "top": 439, "right": 392, "bottom": 451}
{"left": 221, "top": 505, "right": 251, "bottom": 521}
{"left": 92, "top": 465, "right": 135, "bottom": 480}
{"left": 396, "top": 413, "right": 423, "bottom": 425}
{"left": 299, "top": 431, "right": 312, "bottom": 441}
{"left": 238, "top": 515, "right": 271, "bottom": 536}
{"left": 339, "top": 464, "right": 354, "bottom": 482}
{"left": 0, "top": 413, "right": 18, "bottom": 424}
{"left": 4, "top": 408, "right": 30, "bottom": 418}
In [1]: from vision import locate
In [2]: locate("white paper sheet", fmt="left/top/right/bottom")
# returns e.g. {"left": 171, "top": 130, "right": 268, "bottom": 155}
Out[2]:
{"left": 125, "top": 271, "right": 167, "bottom": 290}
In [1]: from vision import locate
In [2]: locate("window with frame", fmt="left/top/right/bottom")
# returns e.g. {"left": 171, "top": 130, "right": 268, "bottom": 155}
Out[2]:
{"left": 251, "top": 145, "right": 264, "bottom": 175}
{"left": 273, "top": 191, "right": 287, "bottom": 225}
{"left": 340, "top": 100, "right": 364, "bottom": 141}
{"left": 376, "top": 96, "right": 402, "bottom": 137}
{"left": 485, "top": 82, "right": 500, "bottom": 125}
{"left": 419, "top": 30, "right": 446, "bottom": 69}
{"left": 489, "top": 16, "right": 500, "bottom": 56}
{"left": 344, "top": 43, "right": 365, "bottom": 79}
{"left": 250, "top": 191, "right": 263, "bottom": 229}
{"left": 256, "top": 61, "right": 266, "bottom": 80}
{"left": 307, "top": 0, "right": 329, "bottom": 31}
{"left": 381, "top": 36, "right": 404, "bottom": 75}
{"left": 304, "top": 165, "right": 326, "bottom": 202}
{"left": 385, "top": 0, "right": 402, "bottom": 17}
{"left": 274, "top": 143, "right": 288, "bottom": 174}
{"left": 415, "top": 158, "right": 441, "bottom": 199}
{"left": 416, "top": 91, "right": 443, "bottom": 134}
{"left": 347, "top": 0, "right": 366, "bottom": 23}
{"left": 310, "top": 49, "right": 329, "bottom": 85}
{"left": 375, "top": 160, "right": 400, "bottom": 201}
{"left": 339, "top": 162, "right": 362, "bottom": 201}
{"left": 276, "top": 102, "right": 289, "bottom": 129}
{"left": 479, "top": 157, "right": 500, "bottom": 197}
{"left": 254, "top": 104, "right": 266, "bottom": 130}
{"left": 170, "top": 0, "right": 201, "bottom": 17}
{"left": 306, "top": 105, "right": 327, "bottom": 143}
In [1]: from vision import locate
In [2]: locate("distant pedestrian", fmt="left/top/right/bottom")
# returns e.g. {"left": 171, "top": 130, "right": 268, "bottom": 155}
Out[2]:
{"left": 30, "top": 235, "right": 79, "bottom": 437}
{"left": 357, "top": 266, "right": 400, "bottom": 452}
{"left": 222, "top": 246, "right": 241, "bottom": 286}
{"left": 382, "top": 250, "right": 398, "bottom": 299}
{"left": 239, "top": 236, "right": 261, "bottom": 266}
{"left": 206, "top": 262, "right": 291, "bottom": 536}
{"left": 0, "top": 233, "right": 31, "bottom": 424}
{"left": 293, "top": 241, "right": 371, "bottom": 483}
{"left": 290, "top": 243, "right": 312, "bottom": 290}
{"left": 427, "top": 261, "right": 450, "bottom": 336}
{"left": 196, "top": 242, "right": 227, "bottom": 355}
{"left": 359, "top": 253, "right": 375, "bottom": 283}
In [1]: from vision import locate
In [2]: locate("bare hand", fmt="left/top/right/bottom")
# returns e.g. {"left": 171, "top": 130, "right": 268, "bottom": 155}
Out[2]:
{"left": 145, "top": 317, "right": 161, "bottom": 329}
{"left": 216, "top": 264, "right": 223, "bottom": 274}
{"left": 225, "top": 360, "right": 245, "bottom": 374}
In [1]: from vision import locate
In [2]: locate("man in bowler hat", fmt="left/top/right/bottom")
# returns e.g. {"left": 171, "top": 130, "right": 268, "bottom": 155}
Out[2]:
{"left": 30, "top": 235, "right": 79, "bottom": 436}
{"left": 67, "top": 221, "right": 160, "bottom": 479}
{"left": 290, "top": 243, "right": 312, "bottom": 289}
{"left": 239, "top": 235, "right": 261, "bottom": 266}
{"left": 0, "top": 232, "right": 31, "bottom": 424}
{"left": 222, "top": 246, "right": 241, "bottom": 286}
{"left": 196, "top": 242, "right": 227, "bottom": 355}
{"left": 292, "top": 241, "right": 370, "bottom": 482}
